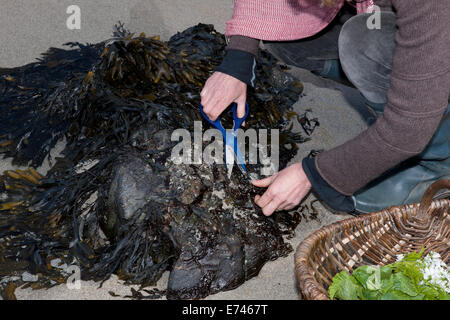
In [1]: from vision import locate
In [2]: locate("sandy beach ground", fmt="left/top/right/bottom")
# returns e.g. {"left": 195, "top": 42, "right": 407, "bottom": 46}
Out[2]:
{"left": 1, "top": 0, "right": 369, "bottom": 300}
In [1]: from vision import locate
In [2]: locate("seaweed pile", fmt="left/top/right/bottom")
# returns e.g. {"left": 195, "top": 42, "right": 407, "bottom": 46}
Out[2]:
{"left": 0, "top": 24, "right": 309, "bottom": 299}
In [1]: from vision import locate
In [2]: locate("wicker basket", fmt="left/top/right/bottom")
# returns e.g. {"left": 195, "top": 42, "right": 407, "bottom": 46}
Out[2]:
{"left": 294, "top": 179, "right": 450, "bottom": 300}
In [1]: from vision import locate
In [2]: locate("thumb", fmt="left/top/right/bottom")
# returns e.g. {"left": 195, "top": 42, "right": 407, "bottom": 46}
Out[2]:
{"left": 252, "top": 174, "right": 277, "bottom": 188}
{"left": 236, "top": 97, "right": 247, "bottom": 126}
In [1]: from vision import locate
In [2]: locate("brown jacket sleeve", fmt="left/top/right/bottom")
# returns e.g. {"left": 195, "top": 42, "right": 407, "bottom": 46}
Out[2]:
{"left": 226, "top": 35, "right": 260, "bottom": 57}
{"left": 316, "top": 0, "right": 450, "bottom": 195}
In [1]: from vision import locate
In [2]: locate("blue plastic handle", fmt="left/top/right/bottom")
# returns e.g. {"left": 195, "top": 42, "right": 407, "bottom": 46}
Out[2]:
{"left": 199, "top": 103, "right": 225, "bottom": 134}
{"left": 199, "top": 102, "right": 249, "bottom": 132}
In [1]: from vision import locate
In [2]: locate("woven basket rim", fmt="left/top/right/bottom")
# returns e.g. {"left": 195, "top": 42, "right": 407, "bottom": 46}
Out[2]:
{"left": 294, "top": 198, "right": 450, "bottom": 300}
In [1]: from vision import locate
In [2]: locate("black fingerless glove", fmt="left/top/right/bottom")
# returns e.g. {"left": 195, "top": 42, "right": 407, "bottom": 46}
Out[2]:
{"left": 215, "top": 49, "right": 256, "bottom": 87}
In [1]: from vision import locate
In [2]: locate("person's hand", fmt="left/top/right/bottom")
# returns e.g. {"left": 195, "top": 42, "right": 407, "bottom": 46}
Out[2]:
{"left": 200, "top": 71, "right": 247, "bottom": 121}
{"left": 252, "top": 163, "right": 312, "bottom": 216}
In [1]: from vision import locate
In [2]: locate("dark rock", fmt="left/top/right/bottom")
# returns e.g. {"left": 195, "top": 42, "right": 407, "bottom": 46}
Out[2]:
{"left": 131, "top": 127, "right": 172, "bottom": 151}
{"left": 168, "top": 164, "right": 204, "bottom": 205}
{"left": 108, "top": 156, "right": 168, "bottom": 221}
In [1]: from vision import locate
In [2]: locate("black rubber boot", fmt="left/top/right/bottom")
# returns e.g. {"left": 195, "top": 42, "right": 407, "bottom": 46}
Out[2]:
{"left": 353, "top": 109, "right": 450, "bottom": 213}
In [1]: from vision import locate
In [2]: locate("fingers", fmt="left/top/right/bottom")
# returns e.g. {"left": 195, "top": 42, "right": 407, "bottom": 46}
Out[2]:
{"left": 203, "top": 98, "right": 228, "bottom": 121}
{"left": 200, "top": 86, "right": 207, "bottom": 98}
{"left": 276, "top": 203, "right": 289, "bottom": 212}
{"left": 276, "top": 192, "right": 304, "bottom": 212}
{"left": 277, "top": 202, "right": 295, "bottom": 212}
{"left": 201, "top": 88, "right": 225, "bottom": 121}
{"left": 254, "top": 184, "right": 303, "bottom": 215}
{"left": 251, "top": 174, "right": 276, "bottom": 188}
{"left": 254, "top": 189, "right": 273, "bottom": 208}
{"left": 255, "top": 192, "right": 284, "bottom": 216}
{"left": 200, "top": 75, "right": 221, "bottom": 120}
{"left": 255, "top": 191, "right": 295, "bottom": 216}
{"left": 261, "top": 199, "right": 284, "bottom": 216}
{"left": 236, "top": 97, "right": 247, "bottom": 126}
{"left": 200, "top": 72, "right": 247, "bottom": 121}
{"left": 202, "top": 96, "right": 229, "bottom": 121}
{"left": 277, "top": 194, "right": 296, "bottom": 211}
{"left": 253, "top": 175, "right": 277, "bottom": 213}
{"left": 262, "top": 198, "right": 298, "bottom": 215}
{"left": 253, "top": 163, "right": 312, "bottom": 216}
{"left": 277, "top": 186, "right": 305, "bottom": 212}
{"left": 236, "top": 98, "right": 246, "bottom": 118}
{"left": 201, "top": 74, "right": 225, "bottom": 121}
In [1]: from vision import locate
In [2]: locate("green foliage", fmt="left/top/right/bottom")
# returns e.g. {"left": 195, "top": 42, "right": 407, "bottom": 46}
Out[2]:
{"left": 328, "top": 248, "right": 450, "bottom": 300}
{"left": 328, "top": 271, "right": 361, "bottom": 300}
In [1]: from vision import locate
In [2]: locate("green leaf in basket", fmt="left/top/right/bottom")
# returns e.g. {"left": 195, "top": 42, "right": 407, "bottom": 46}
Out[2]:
{"left": 380, "top": 290, "right": 414, "bottom": 300}
{"left": 419, "top": 284, "right": 441, "bottom": 300}
{"left": 328, "top": 271, "right": 362, "bottom": 300}
{"left": 380, "top": 277, "right": 394, "bottom": 294}
{"left": 366, "top": 267, "right": 382, "bottom": 291}
{"left": 403, "top": 247, "right": 425, "bottom": 262}
{"left": 392, "top": 272, "right": 419, "bottom": 297}
{"left": 393, "top": 259, "right": 424, "bottom": 288}
{"left": 359, "top": 288, "right": 379, "bottom": 300}
{"left": 419, "top": 279, "right": 450, "bottom": 300}
{"left": 380, "top": 265, "right": 394, "bottom": 280}
{"left": 352, "top": 265, "right": 374, "bottom": 289}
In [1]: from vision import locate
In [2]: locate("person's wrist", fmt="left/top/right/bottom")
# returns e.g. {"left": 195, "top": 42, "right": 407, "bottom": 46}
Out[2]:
{"left": 301, "top": 157, "right": 354, "bottom": 213}
{"left": 214, "top": 71, "right": 247, "bottom": 86}
{"left": 296, "top": 162, "right": 312, "bottom": 189}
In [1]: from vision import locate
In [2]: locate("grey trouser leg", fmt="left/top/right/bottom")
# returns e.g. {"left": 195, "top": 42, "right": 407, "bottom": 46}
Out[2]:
{"left": 338, "top": 12, "right": 397, "bottom": 105}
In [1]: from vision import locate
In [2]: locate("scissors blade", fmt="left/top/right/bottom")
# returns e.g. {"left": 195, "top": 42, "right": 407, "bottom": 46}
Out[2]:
{"left": 225, "top": 144, "right": 235, "bottom": 179}
{"left": 225, "top": 136, "right": 248, "bottom": 179}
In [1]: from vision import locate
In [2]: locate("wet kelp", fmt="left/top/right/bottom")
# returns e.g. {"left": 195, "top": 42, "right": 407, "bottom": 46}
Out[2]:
{"left": 0, "top": 24, "right": 308, "bottom": 299}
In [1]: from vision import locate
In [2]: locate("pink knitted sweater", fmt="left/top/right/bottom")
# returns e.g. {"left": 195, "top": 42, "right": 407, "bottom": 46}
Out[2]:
{"left": 225, "top": 1, "right": 374, "bottom": 40}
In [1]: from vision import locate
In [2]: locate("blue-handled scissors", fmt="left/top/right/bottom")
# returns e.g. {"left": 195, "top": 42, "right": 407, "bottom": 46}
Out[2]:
{"left": 199, "top": 102, "right": 249, "bottom": 177}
